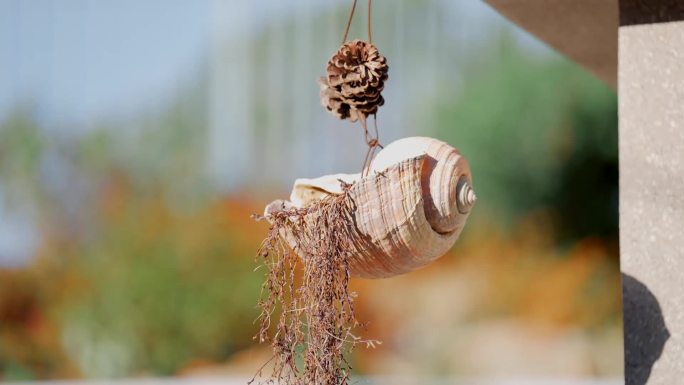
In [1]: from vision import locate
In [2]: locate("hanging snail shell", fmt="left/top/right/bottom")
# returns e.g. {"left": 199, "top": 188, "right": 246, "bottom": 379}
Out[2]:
{"left": 264, "top": 137, "right": 476, "bottom": 279}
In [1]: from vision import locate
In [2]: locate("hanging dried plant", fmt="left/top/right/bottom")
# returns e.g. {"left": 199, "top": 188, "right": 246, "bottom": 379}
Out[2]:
{"left": 251, "top": 186, "right": 380, "bottom": 385}
{"left": 250, "top": 3, "right": 473, "bottom": 385}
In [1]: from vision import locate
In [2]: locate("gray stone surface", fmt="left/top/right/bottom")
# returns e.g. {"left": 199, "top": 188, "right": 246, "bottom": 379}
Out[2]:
{"left": 619, "top": 20, "right": 684, "bottom": 385}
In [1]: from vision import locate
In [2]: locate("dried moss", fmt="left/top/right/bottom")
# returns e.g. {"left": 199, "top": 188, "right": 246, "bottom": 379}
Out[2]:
{"left": 251, "top": 184, "right": 379, "bottom": 385}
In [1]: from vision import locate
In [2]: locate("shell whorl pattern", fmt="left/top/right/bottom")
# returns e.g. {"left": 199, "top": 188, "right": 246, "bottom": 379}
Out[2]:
{"left": 457, "top": 178, "right": 477, "bottom": 213}
{"left": 266, "top": 136, "right": 475, "bottom": 279}
{"left": 370, "top": 137, "right": 473, "bottom": 235}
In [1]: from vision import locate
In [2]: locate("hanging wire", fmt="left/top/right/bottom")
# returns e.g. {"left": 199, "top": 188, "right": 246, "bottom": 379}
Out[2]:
{"left": 361, "top": 117, "right": 373, "bottom": 176}
{"left": 342, "top": 0, "right": 358, "bottom": 44}
{"left": 361, "top": 114, "right": 382, "bottom": 177}
{"left": 367, "top": 0, "right": 373, "bottom": 43}
{"left": 341, "top": 0, "right": 382, "bottom": 176}
{"left": 373, "top": 114, "right": 381, "bottom": 148}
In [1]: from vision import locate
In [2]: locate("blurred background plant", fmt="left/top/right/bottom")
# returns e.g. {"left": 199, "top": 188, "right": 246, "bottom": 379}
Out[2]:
{"left": 0, "top": 0, "right": 620, "bottom": 381}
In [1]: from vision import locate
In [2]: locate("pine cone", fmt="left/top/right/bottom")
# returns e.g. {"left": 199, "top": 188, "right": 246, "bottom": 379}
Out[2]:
{"left": 319, "top": 40, "right": 388, "bottom": 122}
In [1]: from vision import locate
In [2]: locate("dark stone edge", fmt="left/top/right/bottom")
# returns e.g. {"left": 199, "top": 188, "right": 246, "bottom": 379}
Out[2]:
{"left": 620, "top": 0, "right": 684, "bottom": 26}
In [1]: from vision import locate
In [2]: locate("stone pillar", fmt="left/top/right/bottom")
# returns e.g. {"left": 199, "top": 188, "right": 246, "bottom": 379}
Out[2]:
{"left": 619, "top": 1, "right": 684, "bottom": 384}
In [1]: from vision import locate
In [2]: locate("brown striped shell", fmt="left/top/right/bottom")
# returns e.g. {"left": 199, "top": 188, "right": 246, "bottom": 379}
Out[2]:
{"left": 264, "top": 137, "right": 475, "bottom": 279}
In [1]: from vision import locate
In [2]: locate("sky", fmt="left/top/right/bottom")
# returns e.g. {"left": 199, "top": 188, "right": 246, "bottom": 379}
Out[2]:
{"left": 0, "top": 0, "right": 214, "bottom": 129}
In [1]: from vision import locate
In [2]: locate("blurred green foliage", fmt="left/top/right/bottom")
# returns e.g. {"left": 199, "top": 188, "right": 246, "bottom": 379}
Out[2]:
{"left": 58, "top": 189, "right": 263, "bottom": 377}
{"left": 434, "top": 35, "right": 618, "bottom": 247}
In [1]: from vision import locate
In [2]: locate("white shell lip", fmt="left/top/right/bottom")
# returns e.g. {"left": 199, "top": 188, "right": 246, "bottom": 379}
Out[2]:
{"left": 290, "top": 173, "right": 360, "bottom": 208}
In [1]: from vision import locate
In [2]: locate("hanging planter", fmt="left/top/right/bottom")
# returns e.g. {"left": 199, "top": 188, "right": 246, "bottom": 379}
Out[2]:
{"left": 251, "top": 1, "right": 476, "bottom": 384}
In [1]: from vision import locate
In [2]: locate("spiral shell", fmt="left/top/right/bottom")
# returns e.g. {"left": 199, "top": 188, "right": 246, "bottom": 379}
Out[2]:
{"left": 265, "top": 137, "right": 475, "bottom": 279}
{"left": 369, "top": 136, "right": 474, "bottom": 234}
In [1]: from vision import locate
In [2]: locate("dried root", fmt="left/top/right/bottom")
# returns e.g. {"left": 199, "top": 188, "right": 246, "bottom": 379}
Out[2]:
{"left": 251, "top": 186, "right": 379, "bottom": 385}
